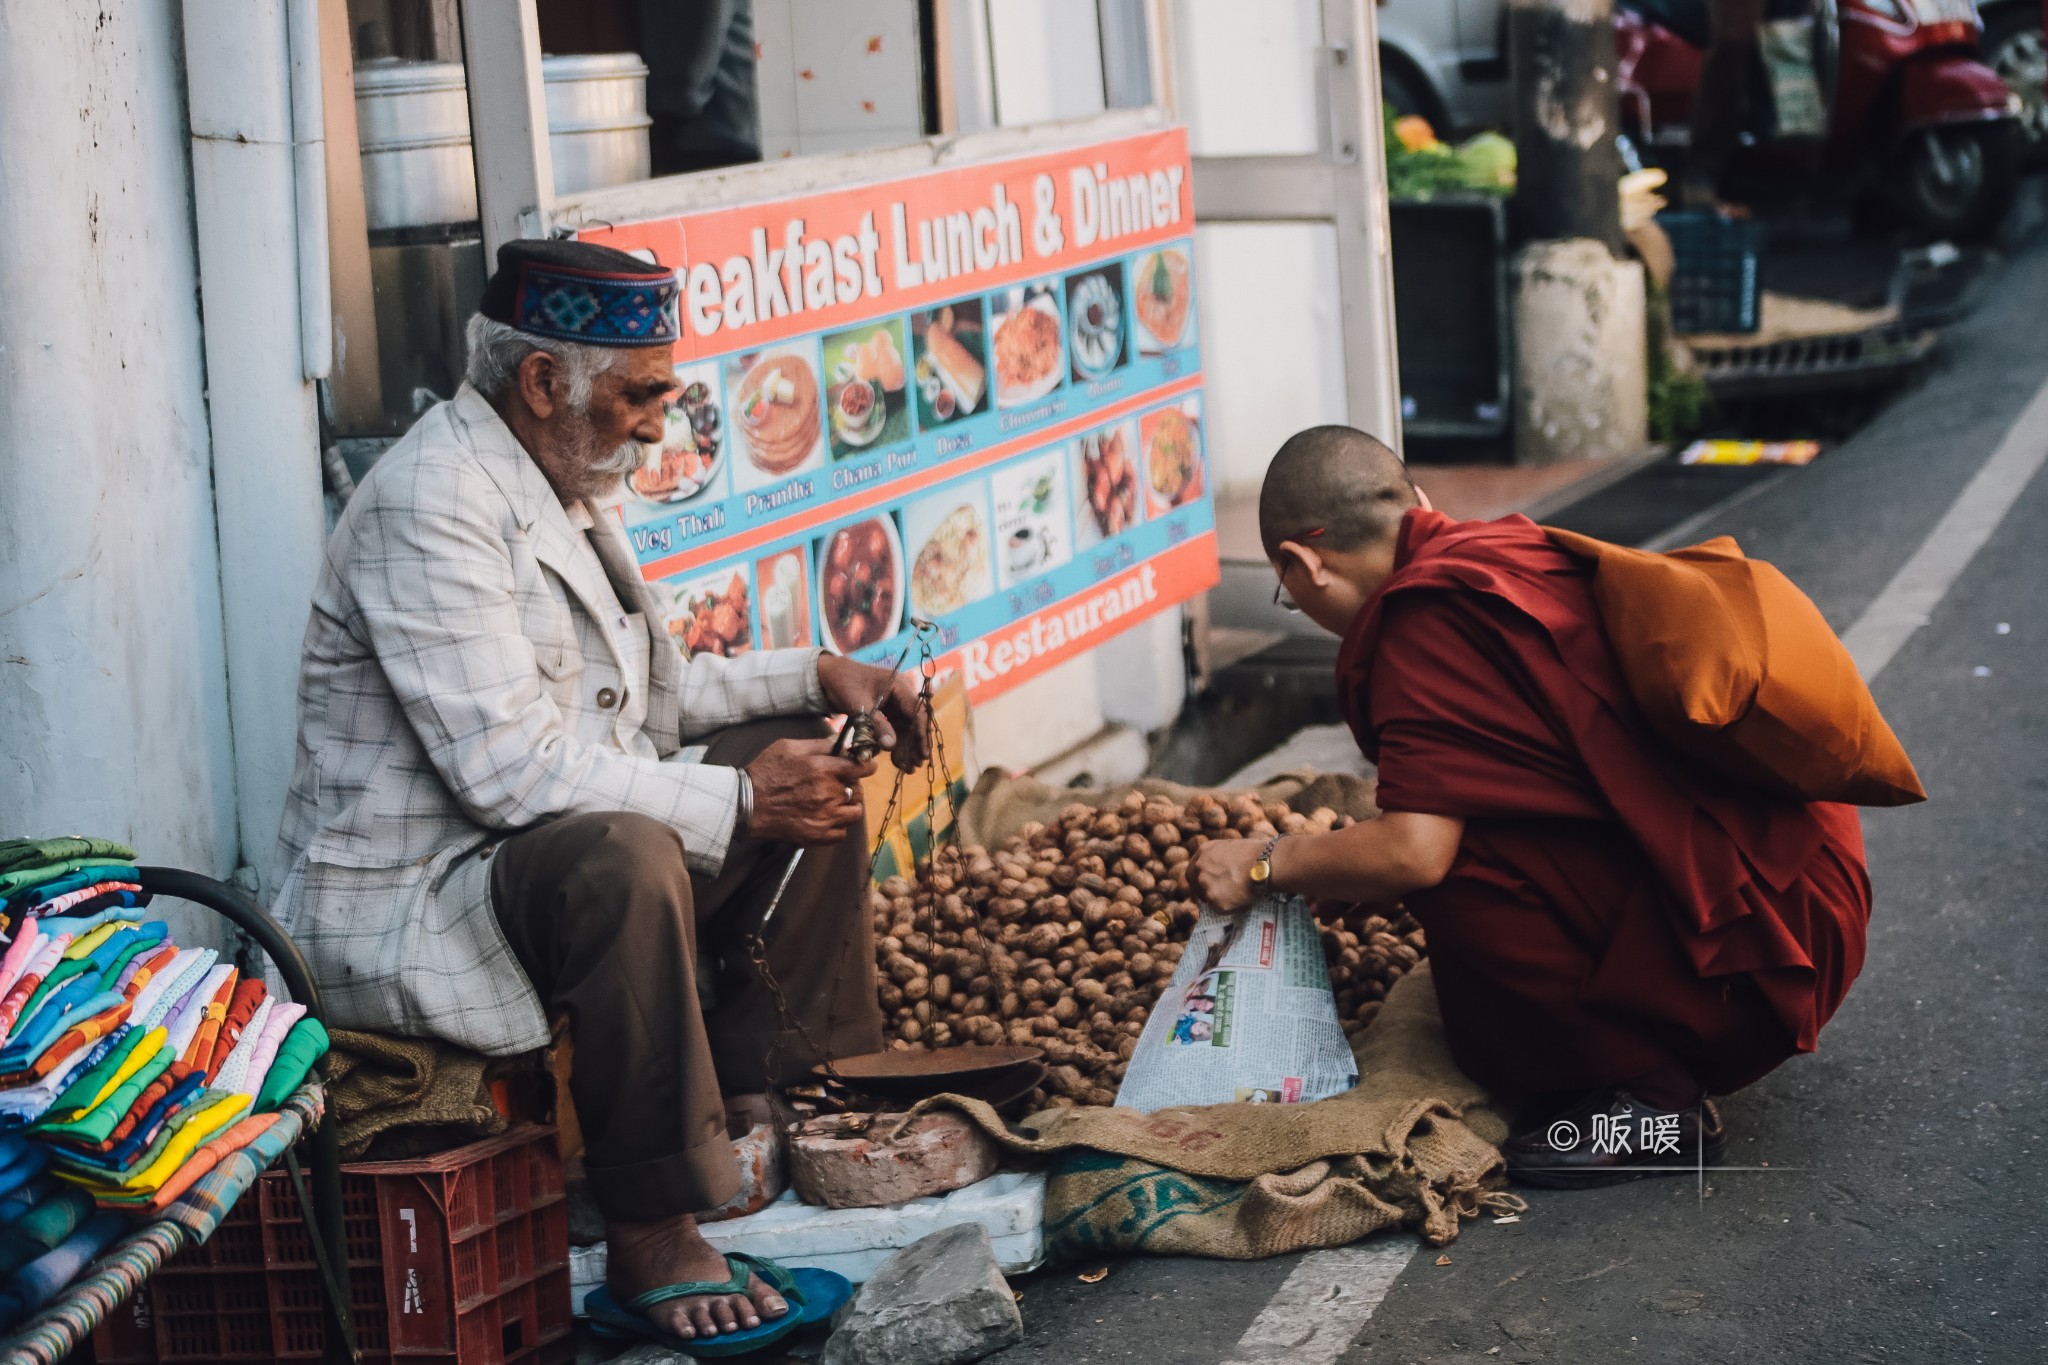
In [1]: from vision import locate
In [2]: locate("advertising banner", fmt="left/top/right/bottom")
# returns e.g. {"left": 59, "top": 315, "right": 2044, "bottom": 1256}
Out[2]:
{"left": 577, "top": 127, "right": 1215, "bottom": 703}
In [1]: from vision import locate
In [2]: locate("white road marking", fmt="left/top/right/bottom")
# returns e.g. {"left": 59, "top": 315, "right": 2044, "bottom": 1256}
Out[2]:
{"left": 1637, "top": 469, "right": 1793, "bottom": 553}
{"left": 1219, "top": 1243, "right": 1416, "bottom": 1365}
{"left": 1842, "top": 375, "right": 2048, "bottom": 681}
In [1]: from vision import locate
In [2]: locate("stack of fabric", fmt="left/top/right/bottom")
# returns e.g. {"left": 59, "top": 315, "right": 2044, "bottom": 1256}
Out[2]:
{"left": 0, "top": 838, "right": 331, "bottom": 1335}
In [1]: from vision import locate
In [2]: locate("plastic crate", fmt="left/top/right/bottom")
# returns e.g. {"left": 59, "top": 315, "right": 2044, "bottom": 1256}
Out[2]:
{"left": 1659, "top": 210, "right": 1767, "bottom": 336}
{"left": 1390, "top": 195, "right": 1512, "bottom": 439}
{"left": 90, "top": 1125, "right": 570, "bottom": 1365}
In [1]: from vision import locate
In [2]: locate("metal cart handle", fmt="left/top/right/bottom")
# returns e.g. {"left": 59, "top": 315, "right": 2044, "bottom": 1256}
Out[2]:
{"left": 134, "top": 867, "right": 358, "bottom": 1364}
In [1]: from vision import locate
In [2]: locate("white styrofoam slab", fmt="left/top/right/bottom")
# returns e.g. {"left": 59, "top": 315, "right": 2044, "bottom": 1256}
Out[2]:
{"left": 570, "top": 1170, "right": 1047, "bottom": 1312}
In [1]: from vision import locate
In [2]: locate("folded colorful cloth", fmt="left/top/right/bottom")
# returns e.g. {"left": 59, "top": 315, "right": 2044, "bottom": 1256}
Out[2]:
{"left": 0, "top": 1038, "right": 109, "bottom": 1126}
{"left": 177, "top": 970, "right": 237, "bottom": 1072}
{"left": 0, "top": 1135, "right": 41, "bottom": 1180}
{"left": 129, "top": 949, "right": 215, "bottom": 1030}
{"left": 0, "top": 991, "right": 127, "bottom": 1074}
{"left": 35, "top": 1028, "right": 162, "bottom": 1131}
{"left": 26, "top": 883, "right": 141, "bottom": 919}
{"left": 60, "top": 1092, "right": 248, "bottom": 1195}
{"left": 206, "top": 979, "right": 268, "bottom": 1083}
{"left": 0, "top": 937, "right": 73, "bottom": 1039}
{"left": 0, "top": 1001, "right": 130, "bottom": 1086}
{"left": 0, "top": 839, "right": 137, "bottom": 876}
{"left": 0, "top": 1146, "right": 51, "bottom": 1203}
{"left": 37, "top": 1052, "right": 174, "bottom": 1150}
{"left": 63, "top": 1070, "right": 205, "bottom": 1170}
{"left": 0, "top": 1207, "right": 126, "bottom": 1332}
{"left": 115, "top": 943, "right": 179, "bottom": 1000}
{"left": 60, "top": 922, "right": 136, "bottom": 962}
{"left": 0, "top": 1174, "right": 50, "bottom": 1226}
{"left": 211, "top": 998, "right": 274, "bottom": 1096}
{"left": 3, "top": 973, "right": 106, "bottom": 1057}
{"left": 32, "top": 904, "right": 146, "bottom": 941}
{"left": 253, "top": 1018, "right": 330, "bottom": 1113}
{"left": 7, "top": 1187, "right": 91, "bottom": 1250}
{"left": 0, "top": 856, "right": 135, "bottom": 899}
{"left": 1, "top": 868, "right": 137, "bottom": 917}
{"left": 238, "top": 1002, "right": 306, "bottom": 1098}
{"left": 103, "top": 1113, "right": 280, "bottom": 1215}
{"left": 0, "top": 1187, "right": 94, "bottom": 1282}
{"left": 160, "top": 963, "right": 232, "bottom": 1060}
{"left": 95, "top": 925, "right": 168, "bottom": 994}
{"left": 0, "top": 926, "right": 44, "bottom": 1004}
{"left": 157, "top": 1086, "right": 316, "bottom": 1238}
{"left": 96, "top": 1064, "right": 189, "bottom": 1152}
{"left": 41, "top": 890, "right": 148, "bottom": 923}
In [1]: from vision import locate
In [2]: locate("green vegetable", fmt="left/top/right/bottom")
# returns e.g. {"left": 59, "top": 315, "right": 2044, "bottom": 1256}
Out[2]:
{"left": 1384, "top": 103, "right": 1517, "bottom": 201}
{"left": 1453, "top": 133, "right": 1516, "bottom": 192}
{"left": 1149, "top": 255, "right": 1174, "bottom": 304}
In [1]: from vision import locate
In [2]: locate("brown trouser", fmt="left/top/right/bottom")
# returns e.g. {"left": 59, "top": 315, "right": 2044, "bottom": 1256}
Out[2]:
{"left": 488, "top": 717, "right": 882, "bottom": 1222}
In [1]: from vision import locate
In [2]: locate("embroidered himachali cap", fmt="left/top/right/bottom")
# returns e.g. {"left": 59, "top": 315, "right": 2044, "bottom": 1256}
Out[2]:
{"left": 478, "top": 239, "right": 680, "bottom": 347}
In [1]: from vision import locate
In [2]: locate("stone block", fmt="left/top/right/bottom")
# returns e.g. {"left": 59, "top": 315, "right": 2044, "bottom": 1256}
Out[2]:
{"left": 703, "top": 1121, "right": 787, "bottom": 1223}
{"left": 791, "top": 1111, "right": 999, "bottom": 1210}
{"left": 820, "top": 1223, "right": 1024, "bottom": 1365}
{"left": 1513, "top": 238, "right": 1648, "bottom": 466}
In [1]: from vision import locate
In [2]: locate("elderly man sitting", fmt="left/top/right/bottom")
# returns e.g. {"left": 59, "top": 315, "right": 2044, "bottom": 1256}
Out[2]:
{"left": 272, "top": 241, "right": 925, "bottom": 1345}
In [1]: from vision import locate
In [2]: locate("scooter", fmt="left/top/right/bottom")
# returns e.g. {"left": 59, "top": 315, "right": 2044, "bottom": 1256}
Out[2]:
{"left": 1618, "top": 0, "right": 2023, "bottom": 238}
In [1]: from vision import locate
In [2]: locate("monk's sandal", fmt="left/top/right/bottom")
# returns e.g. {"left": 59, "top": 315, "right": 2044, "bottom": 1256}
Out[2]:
{"left": 1502, "top": 1089, "right": 1727, "bottom": 1189}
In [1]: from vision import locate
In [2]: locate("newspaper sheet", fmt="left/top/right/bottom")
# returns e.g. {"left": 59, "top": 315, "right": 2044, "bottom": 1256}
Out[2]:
{"left": 1114, "top": 895, "right": 1358, "bottom": 1112}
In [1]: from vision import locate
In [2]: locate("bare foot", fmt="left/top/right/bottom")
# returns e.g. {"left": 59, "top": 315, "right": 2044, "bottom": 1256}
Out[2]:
{"left": 607, "top": 1213, "right": 788, "bottom": 1341}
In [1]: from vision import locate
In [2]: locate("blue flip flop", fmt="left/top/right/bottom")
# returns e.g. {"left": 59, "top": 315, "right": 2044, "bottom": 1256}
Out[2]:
{"left": 585, "top": 1251, "right": 852, "bottom": 1358}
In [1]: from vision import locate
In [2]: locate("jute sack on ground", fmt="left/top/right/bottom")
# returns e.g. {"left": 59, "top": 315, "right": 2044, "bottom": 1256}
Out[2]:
{"left": 900, "top": 961, "right": 1515, "bottom": 1259}
{"left": 955, "top": 769, "right": 1380, "bottom": 850}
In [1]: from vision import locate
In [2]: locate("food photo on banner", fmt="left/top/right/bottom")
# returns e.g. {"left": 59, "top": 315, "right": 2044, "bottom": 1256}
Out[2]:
{"left": 583, "top": 127, "right": 1214, "bottom": 704}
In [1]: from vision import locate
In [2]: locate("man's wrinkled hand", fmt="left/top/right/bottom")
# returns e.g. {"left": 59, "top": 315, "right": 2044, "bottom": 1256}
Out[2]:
{"left": 1193, "top": 838, "right": 1264, "bottom": 914}
{"left": 816, "top": 655, "right": 932, "bottom": 773}
{"left": 744, "top": 737, "right": 876, "bottom": 845}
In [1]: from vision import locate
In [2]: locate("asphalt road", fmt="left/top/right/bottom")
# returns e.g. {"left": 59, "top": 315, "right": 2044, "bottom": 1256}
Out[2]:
{"left": 1001, "top": 235, "right": 2048, "bottom": 1363}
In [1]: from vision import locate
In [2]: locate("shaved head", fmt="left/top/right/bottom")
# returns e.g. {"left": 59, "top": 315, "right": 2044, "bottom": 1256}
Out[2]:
{"left": 1259, "top": 426, "right": 1417, "bottom": 560}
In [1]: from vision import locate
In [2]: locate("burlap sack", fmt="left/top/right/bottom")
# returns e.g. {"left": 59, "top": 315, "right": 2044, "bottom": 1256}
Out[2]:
{"left": 326, "top": 1030, "right": 510, "bottom": 1160}
{"left": 898, "top": 962, "right": 1516, "bottom": 1259}
{"left": 956, "top": 769, "right": 1380, "bottom": 851}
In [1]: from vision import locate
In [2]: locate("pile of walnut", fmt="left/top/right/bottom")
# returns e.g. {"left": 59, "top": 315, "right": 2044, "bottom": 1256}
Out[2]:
{"left": 866, "top": 789, "right": 1429, "bottom": 1109}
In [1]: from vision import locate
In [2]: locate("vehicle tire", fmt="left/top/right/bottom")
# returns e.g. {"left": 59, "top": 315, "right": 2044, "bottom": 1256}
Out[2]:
{"left": 1888, "top": 120, "right": 2020, "bottom": 241}
{"left": 1981, "top": 4, "right": 2048, "bottom": 166}
{"left": 1380, "top": 54, "right": 1448, "bottom": 136}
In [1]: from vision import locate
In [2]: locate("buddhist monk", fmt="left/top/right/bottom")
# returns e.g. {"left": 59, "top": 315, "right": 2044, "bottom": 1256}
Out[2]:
{"left": 1193, "top": 425, "right": 1872, "bottom": 1186}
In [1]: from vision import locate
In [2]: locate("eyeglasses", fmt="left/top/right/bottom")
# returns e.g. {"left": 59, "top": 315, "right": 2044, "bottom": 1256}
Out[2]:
{"left": 1272, "top": 567, "right": 1300, "bottom": 614}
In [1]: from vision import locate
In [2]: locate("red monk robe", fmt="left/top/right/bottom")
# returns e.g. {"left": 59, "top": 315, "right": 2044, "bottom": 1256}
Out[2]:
{"left": 1339, "top": 509, "right": 1871, "bottom": 1097}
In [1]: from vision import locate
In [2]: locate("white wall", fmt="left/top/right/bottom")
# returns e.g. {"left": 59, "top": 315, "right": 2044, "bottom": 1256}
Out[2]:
{"left": 755, "top": 0, "right": 926, "bottom": 159}
{"left": 986, "top": 0, "right": 1108, "bottom": 123}
{"left": 1195, "top": 223, "right": 1351, "bottom": 498}
{"left": 0, "top": 2, "right": 241, "bottom": 916}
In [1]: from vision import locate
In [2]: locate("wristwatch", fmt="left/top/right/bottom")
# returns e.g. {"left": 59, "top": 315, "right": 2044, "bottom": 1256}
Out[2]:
{"left": 1248, "top": 836, "right": 1282, "bottom": 887}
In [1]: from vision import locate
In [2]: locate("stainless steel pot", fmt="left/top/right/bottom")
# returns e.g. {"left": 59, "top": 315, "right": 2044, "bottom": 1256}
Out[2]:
{"left": 542, "top": 53, "right": 654, "bottom": 196}
{"left": 355, "top": 59, "right": 477, "bottom": 231}
{"left": 354, "top": 53, "right": 652, "bottom": 230}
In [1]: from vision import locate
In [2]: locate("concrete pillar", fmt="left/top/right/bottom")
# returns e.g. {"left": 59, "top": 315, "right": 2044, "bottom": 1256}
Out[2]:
{"left": 184, "top": 0, "right": 331, "bottom": 893}
{"left": 1513, "top": 238, "right": 1648, "bottom": 465}
{"left": 1508, "top": 0, "right": 1626, "bottom": 252}
{"left": 1507, "top": 0, "right": 1646, "bottom": 466}
{"left": 0, "top": 1, "right": 241, "bottom": 918}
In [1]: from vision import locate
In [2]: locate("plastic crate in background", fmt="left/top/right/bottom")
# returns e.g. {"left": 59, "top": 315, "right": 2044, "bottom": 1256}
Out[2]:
{"left": 89, "top": 1124, "right": 571, "bottom": 1365}
{"left": 1658, "top": 211, "right": 1767, "bottom": 336}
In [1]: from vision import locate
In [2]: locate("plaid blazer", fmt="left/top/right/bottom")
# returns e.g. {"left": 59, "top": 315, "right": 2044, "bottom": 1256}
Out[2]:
{"left": 270, "top": 386, "right": 824, "bottom": 1055}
